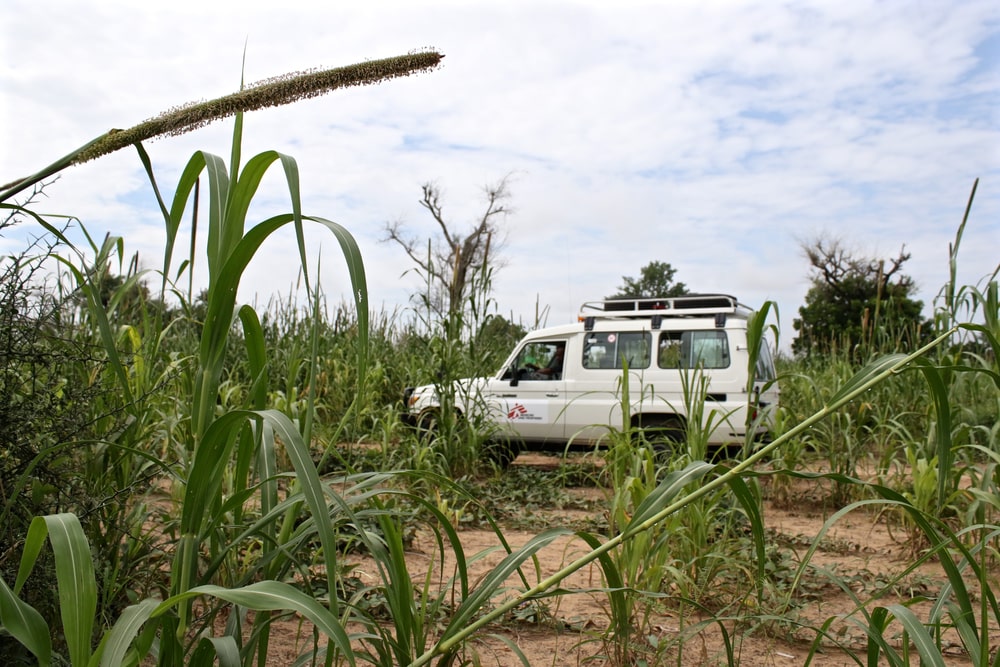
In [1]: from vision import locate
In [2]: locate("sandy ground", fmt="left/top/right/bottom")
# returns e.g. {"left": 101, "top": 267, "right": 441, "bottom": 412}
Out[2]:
{"left": 235, "top": 453, "right": 997, "bottom": 666}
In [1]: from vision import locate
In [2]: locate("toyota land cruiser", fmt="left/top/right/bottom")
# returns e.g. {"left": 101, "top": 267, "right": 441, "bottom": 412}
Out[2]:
{"left": 402, "top": 294, "right": 778, "bottom": 461}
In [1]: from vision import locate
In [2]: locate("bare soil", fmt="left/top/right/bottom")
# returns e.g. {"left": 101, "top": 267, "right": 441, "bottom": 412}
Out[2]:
{"left": 257, "top": 453, "right": 996, "bottom": 666}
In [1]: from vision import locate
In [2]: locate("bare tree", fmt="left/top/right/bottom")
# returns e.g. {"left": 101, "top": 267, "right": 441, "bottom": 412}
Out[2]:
{"left": 383, "top": 175, "right": 512, "bottom": 319}
{"left": 793, "top": 236, "right": 924, "bottom": 355}
{"left": 802, "top": 237, "right": 913, "bottom": 296}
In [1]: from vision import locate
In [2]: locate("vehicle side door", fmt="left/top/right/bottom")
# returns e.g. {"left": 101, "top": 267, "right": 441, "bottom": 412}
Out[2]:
{"left": 563, "top": 330, "right": 652, "bottom": 445}
{"left": 485, "top": 339, "right": 567, "bottom": 444}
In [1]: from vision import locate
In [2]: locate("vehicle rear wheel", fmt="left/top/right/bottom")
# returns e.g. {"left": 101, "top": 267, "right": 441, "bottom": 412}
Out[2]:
{"left": 636, "top": 415, "right": 685, "bottom": 450}
{"left": 482, "top": 439, "right": 524, "bottom": 469}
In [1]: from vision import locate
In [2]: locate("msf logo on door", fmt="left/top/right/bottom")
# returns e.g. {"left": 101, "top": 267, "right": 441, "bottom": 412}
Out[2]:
{"left": 505, "top": 402, "right": 548, "bottom": 422}
{"left": 507, "top": 404, "right": 528, "bottom": 419}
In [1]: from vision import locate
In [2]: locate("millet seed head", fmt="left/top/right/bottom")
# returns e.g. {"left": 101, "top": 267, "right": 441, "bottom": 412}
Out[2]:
{"left": 74, "top": 50, "right": 443, "bottom": 164}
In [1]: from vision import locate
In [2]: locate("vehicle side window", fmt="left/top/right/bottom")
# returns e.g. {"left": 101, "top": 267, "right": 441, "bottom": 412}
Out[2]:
{"left": 582, "top": 332, "right": 651, "bottom": 369}
{"left": 755, "top": 339, "right": 776, "bottom": 381}
{"left": 658, "top": 331, "right": 730, "bottom": 369}
{"left": 514, "top": 341, "right": 565, "bottom": 380}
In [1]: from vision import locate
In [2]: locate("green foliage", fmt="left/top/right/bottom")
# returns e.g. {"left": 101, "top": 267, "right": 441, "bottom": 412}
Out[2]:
{"left": 792, "top": 238, "right": 927, "bottom": 356}
{"left": 0, "top": 242, "right": 95, "bottom": 526}
{"left": 1, "top": 95, "right": 375, "bottom": 662}
{"left": 0, "top": 203, "right": 172, "bottom": 659}
{"left": 606, "top": 260, "right": 688, "bottom": 299}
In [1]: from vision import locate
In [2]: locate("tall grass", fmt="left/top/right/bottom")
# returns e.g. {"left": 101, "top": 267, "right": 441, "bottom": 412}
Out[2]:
{"left": 765, "top": 180, "right": 999, "bottom": 664}
{"left": 393, "top": 249, "right": 524, "bottom": 477}
{"left": 1, "top": 124, "right": 367, "bottom": 666}
{"left": 0, "top": 53, "right": 432, "bottom": 664}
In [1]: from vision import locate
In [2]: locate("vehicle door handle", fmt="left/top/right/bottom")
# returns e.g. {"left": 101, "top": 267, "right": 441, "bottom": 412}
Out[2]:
{"left": 498, "top": 393, "right": 517, "bottom": 398}
{"left": 545, "top": 393, "right": 559, "bottom": 397}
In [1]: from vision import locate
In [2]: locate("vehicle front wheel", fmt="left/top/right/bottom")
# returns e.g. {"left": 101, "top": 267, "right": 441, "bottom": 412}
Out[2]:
{"left": 416, "top": 410, "right": 440, "bottom": 441}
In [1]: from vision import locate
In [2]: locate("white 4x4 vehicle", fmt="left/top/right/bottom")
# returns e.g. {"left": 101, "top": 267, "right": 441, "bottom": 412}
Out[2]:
{"left": 403, "top": 295, "right": 778, "bottom": 460}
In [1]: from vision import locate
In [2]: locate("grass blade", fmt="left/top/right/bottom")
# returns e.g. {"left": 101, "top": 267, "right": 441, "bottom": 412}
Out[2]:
{"left": 20, "top": 514, "right": 97, "bottom": 667}
{"left": 185, "top": 582, "right": 355, "bottom": 664}
{"left": 439, "top": 528, "right": 573, "bottom": 647}
{"left": 0, "top": 576, "right": 51, "bottom": 666}
{"left": 883, "top": 604, "right": 948, "bottom": 667}
{"left": 99, "top": 598, "right": 159, "bottom": 667}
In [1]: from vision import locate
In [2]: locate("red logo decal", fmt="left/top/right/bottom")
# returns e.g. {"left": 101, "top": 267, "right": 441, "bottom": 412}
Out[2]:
{"left": 508, "top": 404, "right": 528, "bottom": 420}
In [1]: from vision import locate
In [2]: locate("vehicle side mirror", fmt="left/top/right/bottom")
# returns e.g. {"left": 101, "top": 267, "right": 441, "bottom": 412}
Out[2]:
{"left": 509, "top": 364, "right": 520, "bottom": 387}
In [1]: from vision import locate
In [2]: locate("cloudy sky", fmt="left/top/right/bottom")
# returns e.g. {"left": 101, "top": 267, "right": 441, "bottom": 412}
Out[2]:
{"left": 3, "top": 1, "right": 998, "bottom": 349}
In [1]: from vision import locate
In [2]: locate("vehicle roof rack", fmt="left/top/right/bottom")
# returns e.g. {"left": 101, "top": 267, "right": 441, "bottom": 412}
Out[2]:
{"left": 579, "top": 294, "right": 751, "bottom": 319}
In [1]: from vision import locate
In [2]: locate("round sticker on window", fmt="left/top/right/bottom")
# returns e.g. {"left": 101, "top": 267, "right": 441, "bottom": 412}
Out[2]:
{"left": 607, "top": 334, "right": 616, "bottom": 343}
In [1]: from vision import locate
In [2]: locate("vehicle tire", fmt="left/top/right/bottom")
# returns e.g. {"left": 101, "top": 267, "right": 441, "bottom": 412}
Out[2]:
{"left": 416, "top": 410, "right": 439, "bottom": 441}
{"left": 482, "top": 439, "right": 524, "bottom": 469}
{"left": 635, "top": 415, "right": 685, "bottom": 449}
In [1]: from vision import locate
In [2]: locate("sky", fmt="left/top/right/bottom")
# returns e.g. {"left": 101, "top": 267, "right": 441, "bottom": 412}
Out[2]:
{"left": 3, "top": 0, "right": 999, "bottom": 352}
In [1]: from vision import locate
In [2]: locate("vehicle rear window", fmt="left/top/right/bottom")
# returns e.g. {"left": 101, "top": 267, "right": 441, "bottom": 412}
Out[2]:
{"left": 755, "top": 338, "right": 776, "bottom": 381}
{"left": 657, "top": 331, "right": 731, "bottom": 369}
{"left": 582, "top": 332, "right": 651, "bottom": 369}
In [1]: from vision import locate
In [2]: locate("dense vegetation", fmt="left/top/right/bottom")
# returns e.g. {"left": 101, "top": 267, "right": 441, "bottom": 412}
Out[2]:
{"left": 792, "top": 239, "right": 928, "bottom": 357}
{"left": 0, "top": 111, "right": 997, "bottom": 665}
{"left": 606, "top": 260, "right": 688, "bottom": 300}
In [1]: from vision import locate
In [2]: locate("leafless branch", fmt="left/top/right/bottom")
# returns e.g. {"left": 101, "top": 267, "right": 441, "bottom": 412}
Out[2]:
{"left": 382, "top": 174, "right": 514, "bottom": 317}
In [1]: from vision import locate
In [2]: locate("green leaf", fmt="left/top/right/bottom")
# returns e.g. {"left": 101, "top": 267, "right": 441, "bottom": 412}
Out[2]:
{"left": 883, "top": 604, "right": 948, "bottom": 667}
{"left": 0, "top": 575, "right": 52, "bottom": 666}
{"left": 18, "top": 515, "right": 97, "bottom": 667}
{"left": 576, "top": 531, "right": 630, "bottom": 640}
{"left": 99, "top": 598, "right": 159, "bottom": 667}
{"left": 185, "top": 582, "right": 355, "bottom": 665}
{"left": 200, "top": 151, "right": 232, "bottom": 282}
{"left": 308, "top": 215, "right": 369, "bottom": 395}
{"left": 48, "top": 514, "right": 98, "bottom": 667}
{"left": 239, "top": 305, "right": 268, "bottom": 409}
{"left": 190, "top": 635, "right": 241, "bottom": 667}
{"left": 724, "top": 472, "right": 767, "bottom": 599}
{"left": 827, "top": 353, "right": 908, "bottom": 406}
{"left": 262, "top": 410, "right": 344, "bottom": 619}
{"left": 625, "top": 460, "right": 714, "bottom": 536}
{"left": 909, "top": 358, "right": 953, "bottom": 514}
{"left": 440, "top": 528, "right": 572, "bottom": 643}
